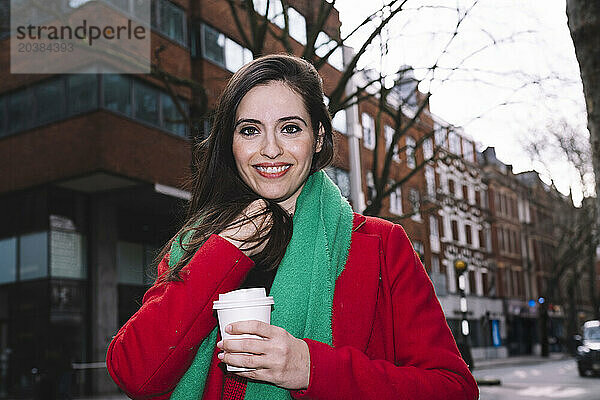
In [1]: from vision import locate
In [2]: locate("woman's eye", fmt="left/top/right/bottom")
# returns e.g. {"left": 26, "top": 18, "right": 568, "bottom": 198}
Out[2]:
{"left": 282, "top": 124, "right": 301, "bottom": 134}
{"left": 240, "top": 126, "right": 259, "bottom": 136}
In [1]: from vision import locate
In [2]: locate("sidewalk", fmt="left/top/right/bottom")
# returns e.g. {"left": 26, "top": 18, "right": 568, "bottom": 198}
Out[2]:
{"left": 474, "top": 352, "right": 572, "bottom": 370}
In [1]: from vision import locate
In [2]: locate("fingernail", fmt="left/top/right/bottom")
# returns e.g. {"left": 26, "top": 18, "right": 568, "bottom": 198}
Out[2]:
{"left": 217, "top": 340, "right": 223, "bottom": 348}
{"left": 226, "top": 325, "right": 232, "bottom": 333}
{"left": 218, "top": 352, "right": 224, "bottom": 360}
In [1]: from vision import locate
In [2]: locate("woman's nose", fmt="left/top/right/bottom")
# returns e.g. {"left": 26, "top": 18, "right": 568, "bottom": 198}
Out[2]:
{"left": 259, "top": 131, "right": 283, "bottom": 158}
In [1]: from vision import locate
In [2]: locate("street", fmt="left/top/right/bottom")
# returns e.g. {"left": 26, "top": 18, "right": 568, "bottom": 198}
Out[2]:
{"left": 475, "top": 359, "right": 600, "bottom": 400}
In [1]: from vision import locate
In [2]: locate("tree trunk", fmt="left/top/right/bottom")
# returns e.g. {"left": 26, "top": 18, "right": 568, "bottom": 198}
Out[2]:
{"left": 566, "top": 1, "right": 600, "bottom": 231}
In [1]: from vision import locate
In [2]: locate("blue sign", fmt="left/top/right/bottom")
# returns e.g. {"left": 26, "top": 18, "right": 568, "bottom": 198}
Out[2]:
{"left": 492, "top": 320, "right": 501, "bottom": 347}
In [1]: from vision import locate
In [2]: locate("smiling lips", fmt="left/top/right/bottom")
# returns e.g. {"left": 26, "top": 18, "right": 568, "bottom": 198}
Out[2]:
{"left": 254, "top": 164, "right": 292, "bottom": 178}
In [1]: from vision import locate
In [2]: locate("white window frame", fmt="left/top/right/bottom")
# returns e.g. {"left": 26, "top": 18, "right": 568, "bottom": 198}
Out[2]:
{"left": 389, "top": 180, "right": 402, "bottom": 215}
{"left": 406, "top": 136, "right": 416, "bottom": 169}
{"left": 362, "top": 112, "right": 375, "bottom": 150}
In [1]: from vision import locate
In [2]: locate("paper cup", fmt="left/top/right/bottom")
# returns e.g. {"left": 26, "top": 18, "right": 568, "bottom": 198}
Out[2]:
{"left": 213, "top": 288, "right": 274, "bottom": 372}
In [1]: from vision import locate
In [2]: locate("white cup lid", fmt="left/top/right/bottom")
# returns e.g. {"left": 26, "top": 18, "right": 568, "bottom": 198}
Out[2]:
{"left": 219, "top": 288, "right": 266, "bottom": 302}
{"left": 213, "top": 297, "right": 274, "bottom": 310}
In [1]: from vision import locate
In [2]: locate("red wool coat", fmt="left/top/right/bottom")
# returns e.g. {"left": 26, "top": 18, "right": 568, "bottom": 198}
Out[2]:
{"left": 106, "top": 213, "right": 479, "bottom": 400}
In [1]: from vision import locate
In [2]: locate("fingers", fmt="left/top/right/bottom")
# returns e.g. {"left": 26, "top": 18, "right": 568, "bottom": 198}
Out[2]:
{"left": 226, "top": 320, "right": 275, "bottom": 338}
{"left": 218, "top": 337, "right": 268, "bottom": 355}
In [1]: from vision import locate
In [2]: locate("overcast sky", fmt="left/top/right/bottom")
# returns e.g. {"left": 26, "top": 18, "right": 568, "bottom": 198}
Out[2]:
{"left": 336, "top": 0, "right": 589, "bottom": 204}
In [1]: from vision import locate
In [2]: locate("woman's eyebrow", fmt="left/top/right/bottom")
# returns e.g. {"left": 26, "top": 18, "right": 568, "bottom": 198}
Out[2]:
{"left": 234, "top": 115, "right": 308, "bottom": 128}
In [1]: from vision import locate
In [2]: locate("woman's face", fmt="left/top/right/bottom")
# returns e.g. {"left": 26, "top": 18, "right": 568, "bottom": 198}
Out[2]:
{"left": 232, "top": 81, "right": 323, "bottom": 215}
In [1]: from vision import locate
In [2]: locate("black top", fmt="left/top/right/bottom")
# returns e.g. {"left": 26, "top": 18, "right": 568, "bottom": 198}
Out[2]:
{"left": 239, "top": 264, "right": 278, "bottom": 295}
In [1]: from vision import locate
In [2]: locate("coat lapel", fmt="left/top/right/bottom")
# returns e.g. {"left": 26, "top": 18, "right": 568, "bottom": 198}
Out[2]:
{"left": 332, "top": 213, "right": 381, "bottom": 351}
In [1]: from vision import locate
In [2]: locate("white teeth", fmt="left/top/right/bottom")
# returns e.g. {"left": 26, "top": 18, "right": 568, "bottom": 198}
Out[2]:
{"left": 256, "top": 165, "right": 290, "bottom": 173}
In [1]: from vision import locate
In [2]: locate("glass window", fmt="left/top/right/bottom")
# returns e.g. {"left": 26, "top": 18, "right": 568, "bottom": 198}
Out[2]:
{"left": 134, "top": 81, "right": 159, "bottom": 126}
{"left": 117, "top": 241, "right": 144, "bottom": 285}
{"left": 67, "top": 74, "right": 98, "bottom": 115}
{"left": 202, "top": 24, "right": 225, "bottom": 66}
{"left": 315, "top": 31, "right": 343, "bottom": 70}
{"left": 0, "top": 237, "right": 17, "bottom": 284}
{"left": 287, "top": 7, "right": 306, "bottom": 44}
{"left": 161, "top": 93, "right": 187, "bottom": 136}
{"left": 106, "top": 0, "right": 129, "bottom": 12}
{"left": 361, "top": 113, "right": 375, "bottom": 150}
{"left": 409, "top": 188, "right": 420, "bottom": 221}
{"left": 425, "top": 165, "right": 435, "bottom": 198}
{"left": 20, "top": 232, "right": 48, "bottom": 281}
{"left": 36, "top": 79, "right": 65, "bottom": 124}
{"left": 50, "top": 230, "right": 86, "bottom": 279}
{"left": 8, "top": 88, "right": 34, "bottom": 133}
{"left": 103, "top": 74, "right": 132, "bottom": 116}
{"left": 449, "top": 131, "right": 461, "bottom": 155}
{"left": 406, "top": 136, "right": 416, "bottom": 169}
{"left": 423, "top": 137, "right": 433, "bottom": 160}
{"left": 331, "top": 109, "right": 347, "bottom": 134}
{"left": 389, "top": 181, "right": 402, "bottom": 215}
{"left": 463, "top": 140, "right": 474, "bottom": 162}
{"left": 429, "top": 215, "right": 439, "bottom": 238}
{"left": 434, "top": 123, "right": 447, "bottom": 149}
{"left": 268, "top": 0, "right": 285, "bottom": 29}
{"left": 160, "top": 0, "right": 186, "bottom": 45}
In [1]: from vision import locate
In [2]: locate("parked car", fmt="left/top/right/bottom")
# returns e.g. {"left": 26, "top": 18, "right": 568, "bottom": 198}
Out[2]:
{"left": 575, "top": 320, "right": 600, "bottom": 377}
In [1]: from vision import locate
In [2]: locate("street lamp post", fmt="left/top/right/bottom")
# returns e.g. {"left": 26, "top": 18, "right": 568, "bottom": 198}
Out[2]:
{"left": 455, "top": 259, "right": 474, "bottom": 370}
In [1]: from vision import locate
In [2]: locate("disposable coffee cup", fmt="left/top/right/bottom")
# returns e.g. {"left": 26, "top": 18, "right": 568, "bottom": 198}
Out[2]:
{"left": 213, "top": 288, "right": 274, "bottom": 372}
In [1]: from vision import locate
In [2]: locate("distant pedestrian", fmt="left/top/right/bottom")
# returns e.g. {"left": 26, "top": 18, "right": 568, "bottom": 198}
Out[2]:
{"left": 106, "top": 54, "right": 478, "bottom": 400}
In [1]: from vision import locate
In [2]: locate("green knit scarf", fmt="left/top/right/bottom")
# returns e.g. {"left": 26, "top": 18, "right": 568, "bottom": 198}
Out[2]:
{"left": 168, "top": 170, "right": 354, "bottom": 400}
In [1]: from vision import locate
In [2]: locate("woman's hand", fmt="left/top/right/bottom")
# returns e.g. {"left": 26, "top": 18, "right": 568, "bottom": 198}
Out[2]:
{"left": 218, "top": 200, "right": 272, "bottom": 257}
{"left": 216, "top": 320, "right": 310, "bottom": 390}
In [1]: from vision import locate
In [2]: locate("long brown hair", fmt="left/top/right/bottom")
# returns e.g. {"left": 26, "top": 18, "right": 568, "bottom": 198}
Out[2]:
{"left": 156, "top": 54, "right": 335, "bottom": 281}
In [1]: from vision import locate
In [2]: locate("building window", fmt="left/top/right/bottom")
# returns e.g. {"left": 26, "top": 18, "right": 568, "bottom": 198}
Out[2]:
{"left": 434, "top": 123, "right": 447, "bottom": 149}
{"left": 406, "top": 136, "right": 416, "bottom": 169}
{"left": 478, "top": 229, "right": 485, "bottom": 250}
{"left": 152, "top": 0, "right": 187, "bottom": 46}
{"left": 409, "top": 188, "right": 421, "bottom": 221}
{"left": 67, "top": 74, "right": 98, "bottom": 115}
{"left": 451, "top": 220, "right": 459, "bottom": 242}
{"left": 462, "top": 185, "right": 468, "bottom": 200}
{"left": 389, "top": 180, "right": 402, "bottom": 215}
{"left": 475, "top": 190, "right": 481, "bottom": 207}
{"left": 134, "top": 81, "right": 160, "bottom": 126}
{"left": 199, "top": 24, "right": 253, "bottom": 73}
{"left": 430, "top": 215, "right": 439, "bottom": 238}
{"left": 50, "top": 230, "right": 86, "bottom": 279}
{"left": 448, "top": 179, "right": 455, "bottom": 196}
{"left": 413, "top": 241, "right": 424, "bottom": 262}
{"left": 103, "top": 74, "right": 133, "bottom": 116}
{"left": 425, "top": 165, "right": 435, "bottom": 199}
{"left": 423, "top": 137, "right": 433, "bottom": 160}
{"left": 366, "top": 171, "right": 377, "bottom": 205}
{"left": 8, "top": 88, "right": 34, "bottom": 133}
{"left": 361, "top": 112, "right": 375, "bottom": 150}
{"left": 384, "top": 125, "right": 400, "bottom": 162}
{"left": 287, "top": 6, "right": 307, "bottom": 44}
{"left": 0, "top": 237, "right": 17, "bottom": 284}
{"left": 324, "top": 166, "right": 351, "bottom": 199}
{"left": 465, "top": 224, "right": 472, "bottom": 246}
{"left": 463, "top": 140, "right": 474, "bottom": 162}
{"left": 36, "top": 79, "right": 65, "bottom": 124}
{"left": 20, "top": 232, "right": 48, "bottom": 281}
{"left": 315, "top": 31, "right": 343, "bottom": 70}
{"left": 449, "top": 131, "right": 461, "bottom": 155}
{"left": 161, "top": 93, "right": 188, "bottom": 136}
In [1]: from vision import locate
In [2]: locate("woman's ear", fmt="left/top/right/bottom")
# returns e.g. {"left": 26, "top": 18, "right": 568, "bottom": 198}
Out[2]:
{"left": 315, "top": 126, "right": 325, "bottom": 153}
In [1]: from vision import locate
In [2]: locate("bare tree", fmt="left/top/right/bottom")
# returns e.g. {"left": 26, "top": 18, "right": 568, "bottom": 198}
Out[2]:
{"left": 566, "top": 0, "right": 600, "bottom": 241}
{"left": 524, "top": 119, "right": 599, "bottom": 355}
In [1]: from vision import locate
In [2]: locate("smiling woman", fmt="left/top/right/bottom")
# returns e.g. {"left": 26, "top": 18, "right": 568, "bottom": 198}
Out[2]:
{"left": 106, "top": 54, "right": 478, "bottom": 400}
